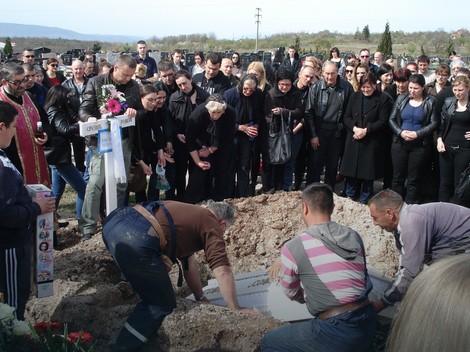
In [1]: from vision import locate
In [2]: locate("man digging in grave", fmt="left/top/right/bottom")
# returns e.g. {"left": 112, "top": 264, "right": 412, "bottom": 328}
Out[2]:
{"left": 102, "top": 200, "right": 258, "bottom": 351}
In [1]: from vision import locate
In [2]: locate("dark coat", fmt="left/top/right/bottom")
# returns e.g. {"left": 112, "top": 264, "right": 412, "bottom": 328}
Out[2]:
{"left": 42, "top": 70, "right": 66, "bottom": 90}
{"left": 389, "top": 93, "right": 439, "bottom": 144}
{"left": 44, "top": 106, "right": 79, "bottom": 165}
{"left": 281, "top": 57, "right": 301, "bottom": 75}
{"left": 169, "top": 83, "right": 209, "bottom": 136}
{"left": 304, "top": 77, "right": 353, "bottom": 138}
{"left": 340, "top": 91, "right": 393, "bottom": 180}
{"left": 192, "top": 71, "right": 231, "bottom": 95}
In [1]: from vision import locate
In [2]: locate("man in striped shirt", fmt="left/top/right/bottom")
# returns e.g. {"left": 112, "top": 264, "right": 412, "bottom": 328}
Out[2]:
{"left": 261, "top": 183, "right": 376, "bottom": 352}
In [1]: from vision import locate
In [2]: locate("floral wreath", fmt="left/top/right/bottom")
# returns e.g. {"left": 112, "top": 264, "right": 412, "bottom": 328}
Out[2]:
{"left": 99, "top": 84, "right": 128, "bottom": 117}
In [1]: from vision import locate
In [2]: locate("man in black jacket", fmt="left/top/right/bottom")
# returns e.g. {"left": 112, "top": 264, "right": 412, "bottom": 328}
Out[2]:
{"left": 282, "top": 46, "right": 301, "bottom": 75}
{"left": 78, "top": 55, "right": 141, "bottom": 240}
{"left": 304, "top": 61, "right": 353, "bottom": 190}
{"left": 192, "top": 52, "right": 231, "bottom": 95}
{"left": 62, "top": 60, "right": 88, "bottom": 173}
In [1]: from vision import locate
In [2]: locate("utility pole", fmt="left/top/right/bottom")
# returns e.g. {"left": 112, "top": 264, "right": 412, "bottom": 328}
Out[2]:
{"left": 255, "top": 8, "right": 262, "bottom": 53}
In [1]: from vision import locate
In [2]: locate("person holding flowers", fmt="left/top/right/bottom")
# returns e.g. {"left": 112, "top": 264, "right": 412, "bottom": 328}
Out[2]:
{"left": 78, "top": 55, "right": 142, "bottom": 241}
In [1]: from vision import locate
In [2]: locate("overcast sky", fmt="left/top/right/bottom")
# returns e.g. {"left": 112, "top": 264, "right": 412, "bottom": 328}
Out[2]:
{"left": 3, "top": 0, "right": 468, "bottom": 40}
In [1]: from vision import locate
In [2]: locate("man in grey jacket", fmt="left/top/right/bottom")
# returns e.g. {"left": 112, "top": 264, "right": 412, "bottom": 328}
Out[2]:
{"left": 368, "top": 189, "right": 470, "bottom": 312}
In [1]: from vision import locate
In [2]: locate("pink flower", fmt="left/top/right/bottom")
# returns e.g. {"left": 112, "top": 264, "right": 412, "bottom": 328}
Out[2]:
{"left": 107, "top": 98, "right": 121, "bottom": 114}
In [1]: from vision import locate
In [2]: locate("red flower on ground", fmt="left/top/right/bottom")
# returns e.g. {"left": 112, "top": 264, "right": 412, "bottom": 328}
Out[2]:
{"left": 33, "top": 322, "right": 62, "bottom": 334}
{"left": 107, "top": 98, "right": 121, "bottom": 114}
{"left": 68, "top": 331, "right": 93, "bottom": 344}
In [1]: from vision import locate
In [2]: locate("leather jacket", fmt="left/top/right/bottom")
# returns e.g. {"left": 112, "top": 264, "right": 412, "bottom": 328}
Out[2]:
{"left": 304, "top": 77, "right": 353, "bottom": 138}
{"left": 44, "top": 106, "right": 79, "bottom": 165}
{"left": 389, "top": 93, "right": 438, "bottom": 143}
{"left": 79, "top": 68, "right": 141, "bottom": 145}
{"left": 438, "top": 96, "right": 470, "bottom": 140}
{"left": 62, "top": 76, "right": 89, "bottom": 117}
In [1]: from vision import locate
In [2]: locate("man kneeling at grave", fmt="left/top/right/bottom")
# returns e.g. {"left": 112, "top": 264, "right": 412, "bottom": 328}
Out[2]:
{"left": 102, "top": 200, "right": 257, "bottom": 351}
{"left": 261, "top": 183, "right": 376, "bottom": 352}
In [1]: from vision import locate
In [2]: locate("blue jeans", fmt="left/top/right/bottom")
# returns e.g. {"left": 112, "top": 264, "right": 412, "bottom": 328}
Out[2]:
{"left": 260, "top": 304, "right": 376, "bottom": 352}
{"left": 102, "top": 206, "right": 176, "bottom": 351}
{"left": 345, "top": 177, "right": 374, "bottom": 204}
{"left": 50, "top": 164, "right": 87, "bottom": 219}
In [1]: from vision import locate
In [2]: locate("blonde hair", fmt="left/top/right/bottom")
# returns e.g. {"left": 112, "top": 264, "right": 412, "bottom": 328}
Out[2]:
{"left": 386, "top": 254, "right": 470, "bottom": 352}
{"left": 304, "top": 56, "right": 323, "bottom": 72}
{"left": 246, "top": 61, "right": 267, "bottom": 91}
{"left": 135, "top": 63, "right": 147, "bottom": 77}
{"left": 452, "top": 75, "right": 470, "bottom": 88}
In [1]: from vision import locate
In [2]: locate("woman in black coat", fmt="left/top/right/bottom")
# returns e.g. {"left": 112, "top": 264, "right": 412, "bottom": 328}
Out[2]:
{"left": 263, "top": 66, "right": 302, "bottom": 192}
{"left": 183, "top": 94, "right": 236, "bottom": 204}
{"left": 43, "top": 85, "right": 86, "bottom": 219}
{"left": 168, "top": 70, "right": 209, "bottom": 200}
{"left": 340, "top": 73, "right": 393, "bottom": 203}
{"left": 224, "top": 74, "right": 264, "bottom": 197}
{"left": 131, "top": 84, "right": 173, "bottom": 202}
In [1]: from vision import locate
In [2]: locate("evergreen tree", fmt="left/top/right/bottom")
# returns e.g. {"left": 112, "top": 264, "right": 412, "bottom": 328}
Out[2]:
{"left": 377, "top": 22, "right": 393, "bottom": 57}
{"left": 445, "top": 40, "right": 454, "bottom": 58}
{"left": 92, "top": 42, "right": 102, "bottom": 53}
{"left": 122, "top": 43, "right": 131, "bottom": 53}
{"left": 3, "top": 37, "right": 13, "bottom": 56}
{"left": 362, "top": 25, "right": 370, "bottom": 42}
{"left": 293, "top": 36, "right": 301, "bottom": 55}
{"left": 420, "top": 44, "right": 426, "bottom": 55}
{"left": 354, "top": 27, "right": 361, "bottom": 41}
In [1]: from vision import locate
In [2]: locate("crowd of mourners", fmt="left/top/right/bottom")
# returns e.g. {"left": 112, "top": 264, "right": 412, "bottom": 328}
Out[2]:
{"left": 1, "top": 40, "right": 470, "bottom": 351}
{"left": 1, "top": 42, "right": 469, "bottom": 242}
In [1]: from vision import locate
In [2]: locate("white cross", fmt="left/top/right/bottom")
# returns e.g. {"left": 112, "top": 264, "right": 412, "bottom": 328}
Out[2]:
{"left": 79, "top": 115, "right": 134, "bottom": 215}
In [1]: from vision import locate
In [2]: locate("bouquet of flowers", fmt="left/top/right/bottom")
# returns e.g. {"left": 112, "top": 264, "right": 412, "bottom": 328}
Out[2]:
{"left": 99, "top": 84, "right": 128, "bottom": 117}
{"left": 0, "top": 303, "right": 95, "bottom": 352}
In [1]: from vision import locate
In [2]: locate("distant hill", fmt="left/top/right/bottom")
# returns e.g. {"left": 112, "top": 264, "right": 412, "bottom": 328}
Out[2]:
{"left": 0, "top": 22, "right": 139, "bottom": 43}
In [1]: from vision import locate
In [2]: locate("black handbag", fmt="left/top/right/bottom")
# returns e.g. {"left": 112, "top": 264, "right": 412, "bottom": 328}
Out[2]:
{"left": 455, "top": 164, "right": 470, "bottom": 201}
{"left": 127, "top": 123, "right": 147, "bottom": 193}
{"left": 267, "top": 111, "right": 292, "bottom": 165}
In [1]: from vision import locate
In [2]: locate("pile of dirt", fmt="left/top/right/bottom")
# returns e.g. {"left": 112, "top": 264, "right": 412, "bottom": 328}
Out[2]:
{"left": 25, "top": 192, "right": 398, "bottom": 351}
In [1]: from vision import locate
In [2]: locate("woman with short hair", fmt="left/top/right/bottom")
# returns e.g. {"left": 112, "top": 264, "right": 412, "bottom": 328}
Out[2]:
{"left": 426, "top": 64, "right": 451, "bottom": 97}
{"left": 231, "top": 52, "right": 243, "bottom": 79}
{"left": 43, "top": 58, "right": 65, "bottom": 89}
{"left": 190, "top": 51, "right": 205, "bottom": 77}
{"left": 184, "top": 94, "right": 236, "bottom": 203}
{"left": 377, "top": 63, "right": 394, "bottom": 93}
{"left": 224, "top": 74, "right": 264, "bottom": 197}
{"left": 264, "top": 66, "right": 302, "bottom": 192}
{"left": 340, "top": 73, "right": 393, "bottom": 203}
